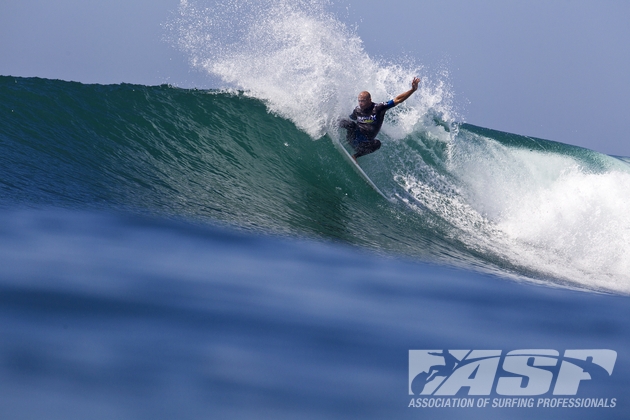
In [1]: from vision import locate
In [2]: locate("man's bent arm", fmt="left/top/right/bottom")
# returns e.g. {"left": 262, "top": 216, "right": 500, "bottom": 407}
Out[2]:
{"left": 393, "top": 77, "right": 420, "bottom": 105}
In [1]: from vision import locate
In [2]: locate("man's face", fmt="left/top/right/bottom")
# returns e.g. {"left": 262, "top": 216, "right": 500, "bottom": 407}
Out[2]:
{"left": 358, "top": 92, "right": 371, "bottom": 111}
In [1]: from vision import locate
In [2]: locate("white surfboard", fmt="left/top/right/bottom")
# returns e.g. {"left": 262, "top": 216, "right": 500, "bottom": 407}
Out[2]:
{"left": 332, "top": 137, "right": 395, "bottom": 203}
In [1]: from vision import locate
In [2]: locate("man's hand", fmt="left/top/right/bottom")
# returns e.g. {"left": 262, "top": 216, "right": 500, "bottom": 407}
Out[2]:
{"left": 411, "top": 77, "right": 420, "bottom": 91}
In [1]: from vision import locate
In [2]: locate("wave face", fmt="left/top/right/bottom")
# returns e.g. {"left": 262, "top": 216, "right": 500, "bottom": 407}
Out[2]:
{"left": 1, "top": 75, "right": 629, "bottom": 292}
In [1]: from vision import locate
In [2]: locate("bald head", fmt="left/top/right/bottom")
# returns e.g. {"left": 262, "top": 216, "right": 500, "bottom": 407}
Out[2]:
{"left": 358, "top": 91, "right": 372, "bottom": 111}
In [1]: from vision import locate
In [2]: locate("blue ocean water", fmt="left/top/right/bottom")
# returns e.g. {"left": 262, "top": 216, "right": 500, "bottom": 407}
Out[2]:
{"left": 1, "top": 1, "right": 630, "bottom": 418}
{"left": 1, "top": 208, "right": 629, "bottom": 420}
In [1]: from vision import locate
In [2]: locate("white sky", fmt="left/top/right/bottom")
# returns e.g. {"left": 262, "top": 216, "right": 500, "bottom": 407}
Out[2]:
{"left": 1, "top": 0, "right": 628, "bottom": 156}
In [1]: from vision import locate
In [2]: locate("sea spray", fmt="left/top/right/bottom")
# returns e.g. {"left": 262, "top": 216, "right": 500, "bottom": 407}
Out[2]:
{"left": 168, "top": 0, "right": 458, "bottom": 138}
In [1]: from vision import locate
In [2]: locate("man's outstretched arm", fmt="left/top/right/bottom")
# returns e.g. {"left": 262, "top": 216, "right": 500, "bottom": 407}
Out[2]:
{"left": 393, "top": 77, "right": 420, "bottom": 105}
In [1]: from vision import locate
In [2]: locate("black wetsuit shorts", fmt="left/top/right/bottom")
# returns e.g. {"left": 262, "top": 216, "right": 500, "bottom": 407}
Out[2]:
{"left": 339, "top": 120, "right": 381, "bottom": 158}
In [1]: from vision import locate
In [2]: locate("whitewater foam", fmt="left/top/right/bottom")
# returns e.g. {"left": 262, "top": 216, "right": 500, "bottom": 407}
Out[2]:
{"left": 400, "top": 129, "right": 630, "bottom": 292}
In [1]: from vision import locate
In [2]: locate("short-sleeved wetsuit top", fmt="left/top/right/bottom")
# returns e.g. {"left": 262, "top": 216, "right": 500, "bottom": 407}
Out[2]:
{"left": 349, "top": 100, "right": 396, "bottom": 141}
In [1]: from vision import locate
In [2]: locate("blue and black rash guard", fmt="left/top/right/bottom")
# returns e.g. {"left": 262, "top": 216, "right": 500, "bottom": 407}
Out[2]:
{"left": 349, "top": 99, "right": 396, "bottom": 141}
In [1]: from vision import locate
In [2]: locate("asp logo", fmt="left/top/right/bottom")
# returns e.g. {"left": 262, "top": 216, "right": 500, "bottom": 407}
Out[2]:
{"left": 409, "top": 349, "right": 617, "bottom": 396}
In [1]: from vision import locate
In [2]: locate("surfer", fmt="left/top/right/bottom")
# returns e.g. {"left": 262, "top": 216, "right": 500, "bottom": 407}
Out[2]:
{"left": 339, "top": 77, "right": 420, "bottom": 160}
